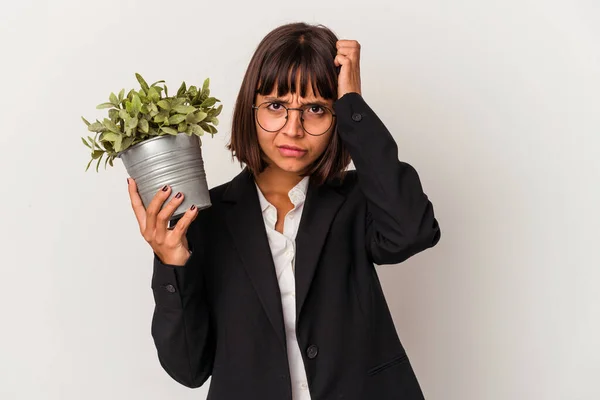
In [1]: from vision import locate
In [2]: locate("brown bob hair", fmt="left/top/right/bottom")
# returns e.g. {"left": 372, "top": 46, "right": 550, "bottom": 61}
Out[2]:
{"left": 227, "top": 22, "right": 351, "bottom": 186}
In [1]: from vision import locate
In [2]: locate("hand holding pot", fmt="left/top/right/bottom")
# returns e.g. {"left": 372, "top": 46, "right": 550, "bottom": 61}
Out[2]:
{"left": 127, "top": 178, "right": 199, "bottom": 266}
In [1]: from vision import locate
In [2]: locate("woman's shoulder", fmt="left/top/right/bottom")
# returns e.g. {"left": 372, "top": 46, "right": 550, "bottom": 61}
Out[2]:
{"left": 327, "top": 169, "right": 359, "bottom": 192}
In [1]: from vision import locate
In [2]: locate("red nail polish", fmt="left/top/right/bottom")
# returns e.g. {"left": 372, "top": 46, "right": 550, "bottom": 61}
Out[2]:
{"left": 190, "top": 205, "right": 196, "bottom": 210}
{"left": 162, "top": 185, "right": 168, "bottom": 191}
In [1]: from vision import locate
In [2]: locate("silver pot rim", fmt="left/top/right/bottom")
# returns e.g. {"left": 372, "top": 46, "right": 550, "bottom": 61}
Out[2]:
{"left": 116, "top": 132, "right": 193, "bottom": 159}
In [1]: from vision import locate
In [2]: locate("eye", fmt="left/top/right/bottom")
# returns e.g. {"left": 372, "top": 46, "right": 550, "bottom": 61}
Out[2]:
{"left": 266, "top": 102, "right": 284, "bottom": 111}
{"left": 306, "top": 105, "right": 325, "bottom": 114}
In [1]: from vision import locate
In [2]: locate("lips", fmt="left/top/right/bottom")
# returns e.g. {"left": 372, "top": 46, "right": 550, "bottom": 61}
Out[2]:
{"left": 277, "top": 145, "right": 307, "bottom": 157}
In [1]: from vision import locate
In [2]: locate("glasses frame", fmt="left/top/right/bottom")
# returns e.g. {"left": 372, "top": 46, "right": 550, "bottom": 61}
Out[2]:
{"left": 251, "top": 101, "right": 337, "bottom": 137}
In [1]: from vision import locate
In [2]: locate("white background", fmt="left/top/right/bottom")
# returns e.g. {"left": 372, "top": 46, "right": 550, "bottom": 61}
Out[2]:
{"left": 1, "top": 0, "right": 598, "bottom": 399}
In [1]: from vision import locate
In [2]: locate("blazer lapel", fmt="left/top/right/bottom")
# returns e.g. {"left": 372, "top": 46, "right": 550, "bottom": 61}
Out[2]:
{"left": 294, "top": 177, "right": 346, "bottom": 321}
{"left": 223, "top": 168, "right": 286, "bottom": 350}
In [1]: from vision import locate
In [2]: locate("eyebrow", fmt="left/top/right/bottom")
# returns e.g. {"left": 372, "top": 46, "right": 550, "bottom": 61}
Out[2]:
{"left": 263, "top": 96, "right": 330, "bottom": 107}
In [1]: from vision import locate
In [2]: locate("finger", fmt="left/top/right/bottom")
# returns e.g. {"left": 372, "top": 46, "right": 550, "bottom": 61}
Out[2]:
{"left": 145, "top": 184, "right": 172, "bottom": 238}
{"left": 336, "top": 46, "right": 360, "bottom": 58}
{"left": 127, "top": 177, "right": 147, "bottom": 232}
{"left": 169, "top": 204, "right": 199, "bottom": 241}
{"left": 334, "top": 54, "right": 351, "bottom": 67}
{"left": 155, "top": 191, "right": 187, "bottom": 244}
{"left": 336, "top": 40, "right": 361, "bottom": 49}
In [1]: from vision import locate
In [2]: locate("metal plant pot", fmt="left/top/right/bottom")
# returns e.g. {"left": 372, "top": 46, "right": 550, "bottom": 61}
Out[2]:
{"left": 118, "top": 133, "right": 211, "bottom": 220}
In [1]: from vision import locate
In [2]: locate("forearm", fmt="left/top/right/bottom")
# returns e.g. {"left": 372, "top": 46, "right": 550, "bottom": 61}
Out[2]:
{"left": 334, "top": 92, "right": 441, "bottom": 264}
{"left": 150, "top": 253, "right": 215, "bottom": 387}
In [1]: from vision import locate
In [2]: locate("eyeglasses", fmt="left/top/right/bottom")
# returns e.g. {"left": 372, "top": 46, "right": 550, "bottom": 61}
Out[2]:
{"left": 251, "top": 101, "right": 336, "bottom": 136}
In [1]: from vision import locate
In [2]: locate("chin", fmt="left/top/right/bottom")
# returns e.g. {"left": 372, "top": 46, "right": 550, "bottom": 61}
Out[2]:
{"left": 278, "top": 161, "right": 308, "bottom": 173}
{"left": 269, "top": 157, "right": 310, "bottom": 174}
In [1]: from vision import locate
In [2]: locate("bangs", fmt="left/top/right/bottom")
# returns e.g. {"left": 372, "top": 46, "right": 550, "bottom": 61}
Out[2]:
{"left": 255, "top": 41, "right": 337, "bottom": 100}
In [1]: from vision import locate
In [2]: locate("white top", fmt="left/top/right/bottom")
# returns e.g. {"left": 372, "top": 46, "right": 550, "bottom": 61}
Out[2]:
{"left": 254, "top": 175, "right": 312, "bottom": 400}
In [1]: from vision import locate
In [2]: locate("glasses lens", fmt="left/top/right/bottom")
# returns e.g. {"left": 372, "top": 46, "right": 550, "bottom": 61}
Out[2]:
{"left": 302, "top": 105, "right": 333, "bottom": 136}
{"left": 256, "top": 102, "right": 287, "bottom": 132}
{"left": 255, "top": 103, "right": 333, "bottom": 136}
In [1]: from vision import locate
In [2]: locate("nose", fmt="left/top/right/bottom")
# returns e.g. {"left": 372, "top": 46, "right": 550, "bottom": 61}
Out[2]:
{"left": 281, "top": 107, "right": 305, "bottom": 138}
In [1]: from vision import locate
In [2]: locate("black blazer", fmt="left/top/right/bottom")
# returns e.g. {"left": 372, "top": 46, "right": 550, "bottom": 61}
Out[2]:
{"left": 150, "top": 92, "right": 441, "bottom": 399}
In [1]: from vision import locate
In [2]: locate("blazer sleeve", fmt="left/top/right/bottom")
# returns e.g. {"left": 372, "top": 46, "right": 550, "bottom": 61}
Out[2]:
{"left": 333, "top": 92, "right": 441, "bottom": 265}
{"left": 150, "top": 215, "right": 215, "bottom": 387}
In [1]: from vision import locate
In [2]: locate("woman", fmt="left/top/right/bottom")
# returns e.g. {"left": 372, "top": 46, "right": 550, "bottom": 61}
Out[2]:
{"left": 127, "top": 22, "right": 441, "bottom": 400}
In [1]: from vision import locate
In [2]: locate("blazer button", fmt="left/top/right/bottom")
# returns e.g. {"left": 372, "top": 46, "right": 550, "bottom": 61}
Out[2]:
{"left": 164, "top": 284, "right": 176, "bottom": 293}
{"left": 306, "top": 345, "right": 319, "bottom": 359}
{"left": 351, "top": 113, "right": 362, "bottom": 122}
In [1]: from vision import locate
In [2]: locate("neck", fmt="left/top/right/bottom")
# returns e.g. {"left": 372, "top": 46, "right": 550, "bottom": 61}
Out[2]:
{"left": 254, "top": 165, "right": 305, "bottom": 195}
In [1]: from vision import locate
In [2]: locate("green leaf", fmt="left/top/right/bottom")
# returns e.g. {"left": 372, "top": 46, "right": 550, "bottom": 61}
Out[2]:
{"left": 147, "top": 86, "right": 160, "bottom": 103}
{"left": 96, "top": 102, "right": 115, "bottom": 109}
{"left": 81, "top": 137, "right": 91, "bottom": 148}
{"left": 119, "top": 109, "right": 129, "bottom": 120}
{"left": 157, "top": 100, "right": 171, "bottom": 110}
{"left": 81, "top": 116, "right": 91, "bottom": 126}
{"left": 135, "top": 73, "right": 150, "bottom": 92}
{"left": 210, "top": 117, "right": 219, "bottom": 126}
{"left": 160, "top": 126, "right": 178, "bottom": 135}
{"left": 177, "top": 81, "right": 186, "bottom": 97}
{"left": 88, "top": 121, "right": 104, "bottom": 132}
{"left": 169, "top": 114, "right": 186, "bottom": 125}
{"left": 108, "top": 108, "right": 119, "bottom": 122}
{"left": 122, "top": 136, "right": 135, "bottom": 150}
{"left": 150, "top": 80, "right": 165, "bottom": 86}
{"left": 173, "top": 105, "right": 196, "bottom": 114}
{"left": 200, "top": 97, "right": 217, "bottom": 108}
{"left": 85, "top": 157, "right": 93, "bottom": 172}
{"left": 87, "top": 135, "right": 97, "bottom": 150}
{"left": 103, "top": 118, "right": 120, "bottom": 133}
{"left": 138, "top": 118, "right": 149, "bottom": 133}
{"left": 202, "top": 78, "right": 210, "bottom": 93}
{"left": 200, "top": 122, "right": 214, "bottom": 133}
{"left": 186, "top": 111, "right": 207, "bottom": 124}
{"left": 212, "top": 104, "right": 223, "bottom": 117}
{"left": 96, "top": 155, "right": 103, "bottom": 172}
{"left": 101, "top": 131, "right": 120, "bottom": 142}
{"left": 92, "top": 150, "right": 103, "bottom": 159}
{"left": 125, "top": 116, "right": 138, "bottom": 131}
{"left": 178, "top": 121, "right": 187, "bottom": 133}
{"left": 171, "top": 98, "right": 185, "bottom": 108}
{"left": 190, "top": 124, "right": 204, "bottom": 136}
{"left": 153, "top": 111, "right": 169, "bottom": 124}
{"left": 132, "top": 94, "right": 142, "bottom": 115}
{"left": 148, "top": 102, "right": 158, "bottom": 116}
{"left": 110, "top": 92, "right": 119, "bottom": 106}
{"left": 113, "top": 135, "right": 123, "bottom": 152}
{"left": 164, "top": 84, "right": 168, "bottom": 97}
{"left": 118, "top": 88, "right": 125, "bottom": 102}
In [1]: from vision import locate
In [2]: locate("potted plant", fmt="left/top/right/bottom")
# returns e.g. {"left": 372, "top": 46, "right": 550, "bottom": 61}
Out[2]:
{"left": 81, "top": 73, "right": 222, "bottom": 219}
